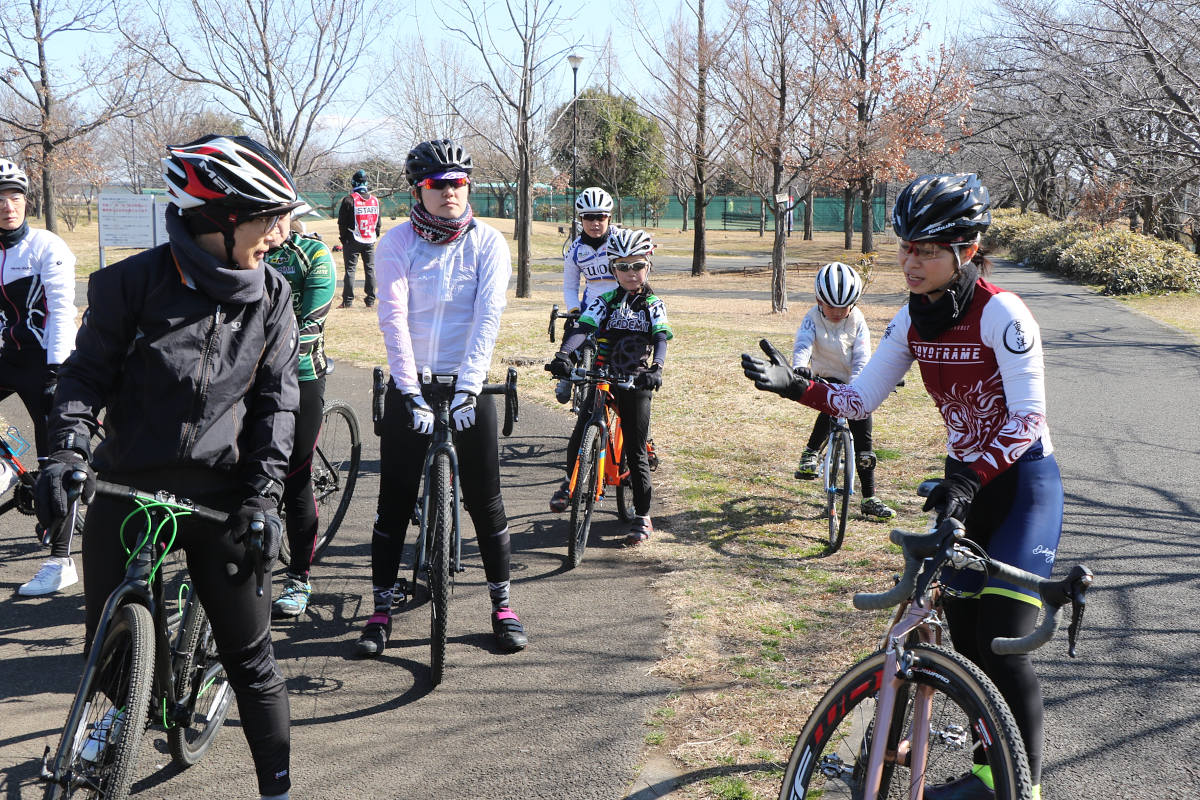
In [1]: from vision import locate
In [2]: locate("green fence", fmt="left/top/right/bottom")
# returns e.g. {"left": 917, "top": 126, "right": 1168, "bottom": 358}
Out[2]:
{"left": 298, "top": 191, "right": 887, "bottom": 233}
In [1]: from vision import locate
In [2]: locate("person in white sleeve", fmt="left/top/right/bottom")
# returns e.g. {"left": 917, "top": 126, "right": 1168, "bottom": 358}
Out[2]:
{"left": 357, "top": 138, "right": 527, "bottom": 658}
{"left": 0, "top": 158, "right": 80, "bottom": 596}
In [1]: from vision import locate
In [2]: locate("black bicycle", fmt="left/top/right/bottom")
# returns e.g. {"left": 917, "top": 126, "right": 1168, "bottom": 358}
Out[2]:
{"left": 548, "top": 304, "right": 598, "bottom": 414}
{"left": 371, "top": 366, "right": 518, "bottom": 686}
{"left": 40, "top": 479, "right": 267, "bottom": 799}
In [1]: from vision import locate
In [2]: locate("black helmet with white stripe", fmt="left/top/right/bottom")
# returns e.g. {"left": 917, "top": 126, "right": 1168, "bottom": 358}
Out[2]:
{"left": 814, "top": 262, "right": 863, "bottom": 308}
{"left": 892, "top": 173, "right": 991, "bottom": 243}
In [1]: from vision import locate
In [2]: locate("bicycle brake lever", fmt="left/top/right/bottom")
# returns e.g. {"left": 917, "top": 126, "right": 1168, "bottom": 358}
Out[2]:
{"left": 249, "top": 514, "right": 266, "bottom": 597}
{"left": 1065, "top": 564, "right": 1093, "bottom": 658}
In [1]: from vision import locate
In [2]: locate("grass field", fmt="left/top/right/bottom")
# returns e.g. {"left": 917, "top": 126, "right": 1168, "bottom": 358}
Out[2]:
{"left": 30, "top": 210, "right": 1200, "bottom": 798}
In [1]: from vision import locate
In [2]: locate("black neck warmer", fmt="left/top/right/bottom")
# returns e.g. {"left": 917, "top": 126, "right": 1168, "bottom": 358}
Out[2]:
{"left": 908, "top": 261, "right": 979, "bottom": 341}
{"left": 165, "top": 204, "right": 265, "bottom": 305}
{"left": 581, "top": 231, "right": 607, "bottom": 250}
{"left": 0, "top": 220, "right": 30, "bottom": 249}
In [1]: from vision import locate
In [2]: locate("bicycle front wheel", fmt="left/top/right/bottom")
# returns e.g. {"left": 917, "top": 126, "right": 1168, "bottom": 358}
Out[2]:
{"left": 428, "top": 452, "right": 453, "bottom": 686}
{"left": 568, "top": 425, "right": 601, "bottom": 568}
{"left": 168, "top": 600, "right": 234, "bottom": 766}
{"left": 779, "top": 644, "right": 1031, "bottom": 800}
{"left": 825, "top": 432, "right": 851, "bottom": 553}
{"left": 310, "top": 401, "right": 361, "bottom": 562}
{"left": 572, "top": 340, "right": 597, "bottom": 414}
{"left": 45, "top": 604, "right": 154, "bottom": 800}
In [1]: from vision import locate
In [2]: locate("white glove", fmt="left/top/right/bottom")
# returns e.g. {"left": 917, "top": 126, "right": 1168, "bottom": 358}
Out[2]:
{"left": 450, "top": 392, "right": 477, "bottom": 432}
{"left": 406, "top": 394, "right": 434, "bottom": 435}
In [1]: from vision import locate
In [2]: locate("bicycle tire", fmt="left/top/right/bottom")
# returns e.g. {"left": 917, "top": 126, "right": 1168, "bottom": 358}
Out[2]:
{"left": 310, "top": 401, "right": 361, "bottom": 562}
{"left": 778, "top": 644, "right": 1032, "bottom": 800}
{"left": 825, "top": 431, "right": 851, "bottom": 552}
{"left": 45, "top": 603, "right": 154, "bottom": 800}
{"left": 572, "top": 340, "right": 597, "bottom": 414}
{"left": 568, "top": 425, "right": 601, "bottom": 568}
{"left": 615, "top": 448, "right": 635, "bottom": 523}
{"left": 168, "top": 600, "right": 234, "bottom": 766}
{"left": 428, "top": 452, "right": 453, "bottom": 686}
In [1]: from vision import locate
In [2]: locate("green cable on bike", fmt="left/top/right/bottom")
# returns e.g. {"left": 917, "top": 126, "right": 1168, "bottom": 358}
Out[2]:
{"left": 118, "top": 499, "right": 191, "bottom": 581}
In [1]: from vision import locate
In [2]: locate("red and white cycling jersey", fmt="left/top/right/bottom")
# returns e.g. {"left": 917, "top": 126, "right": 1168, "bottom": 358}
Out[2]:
{"left": 802, "top": 278, "right": 1051, "bottom": 485}
{"left": 351, "top": 191, "right": 380, "bottom": 244}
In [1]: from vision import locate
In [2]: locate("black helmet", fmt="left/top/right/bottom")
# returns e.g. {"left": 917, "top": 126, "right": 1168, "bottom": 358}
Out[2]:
{"left": 405, "top": 139, "right": 473, "bottom": 185}
{"left": 892, "top": 173, "right": 991, "bottom": 243}
{"left": 352, "top": 169, "right": 368, "bottom": 187}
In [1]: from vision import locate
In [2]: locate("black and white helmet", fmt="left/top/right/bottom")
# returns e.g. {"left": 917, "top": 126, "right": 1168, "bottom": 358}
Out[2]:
{"left": 162, "top": 135, "right": 301, "bottom": 216}
{"left": 892, "top": 173, "right": 991, "bottom": 243}
{"left": 405, "top": 139, "right": 473, "bottom": 185}
{"left": 0, "top": 159, "right": 29, "bottom": 194}
{"left": 575, "top": 187, "right": 614, "bottom": 216}
{"left": 814, "top": 262, "right": 863, "bottom": 308}
{"left": 605, "top": 228, "right": 654, "bottom": 259}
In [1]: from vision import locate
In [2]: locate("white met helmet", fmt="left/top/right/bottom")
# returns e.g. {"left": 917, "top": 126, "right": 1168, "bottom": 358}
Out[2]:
{"left": 162, "top": 134, "right": 300, "bottom": 216}
{"left": 575, "top": 187, "right": 614, "bottom": 216}
{"left": 605, "top": 228, "right": 654, "bottom": 259}
{"left": 0, "top": 159, "right": 30, "bottom": 194}
{"left": 814, "top": 262, "right": 863, "bottom": 308}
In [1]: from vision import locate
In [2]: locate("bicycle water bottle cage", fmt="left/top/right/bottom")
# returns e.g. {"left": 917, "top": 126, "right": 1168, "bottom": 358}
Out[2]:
{"left": 4, "top": 426, "right": 30, "bottom": 457}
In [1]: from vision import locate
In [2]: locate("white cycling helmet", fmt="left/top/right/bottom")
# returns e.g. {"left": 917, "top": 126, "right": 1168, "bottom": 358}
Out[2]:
{"left": 575, "top": 187, "right": 614, "bottom": 216}
{"left": 814, "top": 262, "right": 863, "bottom": 308}
{"left": 605, "top": 228, "right": 654, "bottom": 259}
{"left": 0, "top": 159, "right": 29, "bottom": 194}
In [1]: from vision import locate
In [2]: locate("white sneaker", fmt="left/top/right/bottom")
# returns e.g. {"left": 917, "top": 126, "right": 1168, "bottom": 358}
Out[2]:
{"left": 80, "top": 707, "right": 123, "bottom": 763}
{"left": 18, "top": 557, "right": 78, "bottom": 596}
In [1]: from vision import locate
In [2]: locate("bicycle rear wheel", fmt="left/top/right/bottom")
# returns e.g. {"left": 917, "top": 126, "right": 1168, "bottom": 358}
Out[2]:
{"left": 568, "top": 425, "right": 601, "bottom": 568}
{"left": 779, "top": 644, "right": 1031, "bottom": 800}
{"left": 45, "top": 604, "right": 154, "bottom": 800}
{"left": 428, "top": 452, "right": 453, "bottom": 686}
{"left": 825, "top": 431, "right": 851, "bottom": 553}
{"left": 615, "top": 448, "right": 635, "bottom": 523}
{"left": 168, "top": 600, "right": 233, "bottom": 766}
{"left": 310, "top": 401, "right": 361, "bottom": 562}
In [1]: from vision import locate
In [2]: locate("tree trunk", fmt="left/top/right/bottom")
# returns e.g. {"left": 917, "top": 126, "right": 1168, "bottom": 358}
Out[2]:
{"left": 42, "top": 137, "right": 58, "bottom": 234}
{"left": 860, "top": 175, "right": 874, "bottom": 253}
{"left": 759, "top": 198, "right": 766, "bottom": 238}
{"left": 691, "top": 0, "right": 708, "bottom": 276}
{"left": 692, "top": 193, "right": 708, "bottom": 277}
{"left": 516, "top": 144, "right": 532, "bottom": 298}
{"left": 803, "top": 186, "right": 814, "bottom": 240}
{"left": 843, "top": 186, "right": 854, "bottom": 250}
{"left": 771, "top": 198, "right": 787, "bottom": 312}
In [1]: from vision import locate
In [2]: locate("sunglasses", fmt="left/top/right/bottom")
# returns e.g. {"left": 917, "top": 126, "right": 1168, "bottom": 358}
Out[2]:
{"left": 614, "top": 261, "right": 649, "bottom": 272}
{"left": 417, "top": 176, "right": 471, "bottom": 190}
{"left": 580, "top": 213, "right": 610, "bottom": 222}
{"left": 899, "top": 241, "right": 953, "bottom": 261}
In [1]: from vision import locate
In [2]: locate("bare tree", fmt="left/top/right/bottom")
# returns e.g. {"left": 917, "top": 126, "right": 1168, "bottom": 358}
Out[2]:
{"left": 0, "top": 0, "right": 155, "bottom": 231}
{"left": 118, "top": 0, "right": 387, "bottom": 177}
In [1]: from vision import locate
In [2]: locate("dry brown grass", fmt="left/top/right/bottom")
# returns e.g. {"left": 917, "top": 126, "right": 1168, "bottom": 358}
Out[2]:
{"left": 1120, "top": 293, "right": 1200, "bottom": 341}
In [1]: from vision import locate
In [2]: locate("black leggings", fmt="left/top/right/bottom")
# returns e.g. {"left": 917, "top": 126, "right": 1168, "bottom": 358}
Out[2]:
{"left": 944, "top": 594, "right": 1044, "bottom": 786}
{"left": 0, "top": 354, "right": 70, "bottom": 557}
{"left": 282, "top": 376, "right": 325, "bottom": 577}
{"left": 81, "top": 491, "right": 290, "bottom": 796}
{"left": 372, "top": 384, "right": 510, "bottom": 589}
{"left": 565, "top": 386, "right": 654, "bottom": 517}
{"left": 805, "top": 412, "right": 876, "bottom": 498}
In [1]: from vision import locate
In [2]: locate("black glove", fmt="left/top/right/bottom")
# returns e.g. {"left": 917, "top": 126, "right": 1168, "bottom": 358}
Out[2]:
{"left": 228, "top": 496, "right": 283, "bottom": 563}
{"left": 922, "top": 470, "right": 982, "bottom": 523}
{"left": 741, "top": 338, "right": 811, "bottom": 400}
{"left": 43, "top": 363, "right": 60, "bottom": 408}
{"left": 636, "top": 364, "right": 663, "bottom": 391}
{"left": 34, "top": 450, "right": 96, "bottom": 532}
{"left": 545, "top": 352, "right": 573, "bottom": 379}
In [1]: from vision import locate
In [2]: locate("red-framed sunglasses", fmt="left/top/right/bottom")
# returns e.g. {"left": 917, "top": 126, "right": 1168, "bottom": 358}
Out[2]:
{"left": 417, "top": 176, "right": 471, "bottom": 190}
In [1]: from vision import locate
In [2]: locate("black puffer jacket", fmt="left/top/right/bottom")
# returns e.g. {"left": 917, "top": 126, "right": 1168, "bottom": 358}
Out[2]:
{"left": 50, "top": 208, "right": 299, "bottom": 503}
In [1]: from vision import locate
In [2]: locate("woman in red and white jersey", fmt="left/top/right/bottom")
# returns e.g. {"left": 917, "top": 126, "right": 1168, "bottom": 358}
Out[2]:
{"left": 744, "top": 173, "right": 1063, "bottom": 800}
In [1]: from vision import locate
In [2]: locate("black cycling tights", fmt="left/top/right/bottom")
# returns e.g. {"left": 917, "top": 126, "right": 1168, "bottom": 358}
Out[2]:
{"left": 804, "top": 412, "right": 876, "bottom": 498}
{"left": 81, "top": 494, "right": 290, "bottom": 797}
{"left": 564, "top": 386, "right": 654, "bottom": 517}
{"left": 282, "top": 375, "right": 325, "bottom": 577}
{"left": 943, "top": 593, "right": 1044, "bottom": 786}
{"left": 372, "top": 384, "right": 510, "bottom": 589}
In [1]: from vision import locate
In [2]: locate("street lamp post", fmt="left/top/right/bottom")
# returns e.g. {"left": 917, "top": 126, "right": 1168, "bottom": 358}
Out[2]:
{"left": 568, "top": 53, "right": 583, "bottom": 240}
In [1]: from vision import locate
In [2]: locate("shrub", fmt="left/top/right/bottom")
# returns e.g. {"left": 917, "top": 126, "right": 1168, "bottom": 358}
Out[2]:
{"left": 983, "top": 209, "right": 1053, "bottom": 250}
{"left": 1006, "top": 220, "right": 1099, "bottom": 272}
{"left": 1058, "top": 230, "right": 1200, "bottom": 295}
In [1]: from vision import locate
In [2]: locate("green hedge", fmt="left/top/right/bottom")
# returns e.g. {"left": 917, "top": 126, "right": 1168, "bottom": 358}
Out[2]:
{"left": 984, "top": 209, "right": 1200, "bottom": 295}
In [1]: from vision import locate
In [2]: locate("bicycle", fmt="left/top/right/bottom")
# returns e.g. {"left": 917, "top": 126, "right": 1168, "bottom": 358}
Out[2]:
{"left": 548, "top": 304, "right": 598, "bottom": 414}
{"left": 554, "top": 365, "right": 641, "bottom": 568}
{"left": 812, "top": 408, "right": 854, "bottom": 553}
{"left": 0, "top": 425, "right": 39, "bottom": 519}
{"left": 370, "top": 365, "right": 518, "bottom": 686}
{"left": 276, "top": 396, "right": 361, "bottom": 565}
{"left": 40, "top": 478, "right": 266, "bottom": 800}
{"left": 778, "top": 483, "right": 1093, "bottom": 800}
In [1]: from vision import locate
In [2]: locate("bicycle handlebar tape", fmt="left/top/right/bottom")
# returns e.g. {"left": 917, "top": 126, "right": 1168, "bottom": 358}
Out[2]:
{"left": 853, "top": 555, "right": 921, "bottom": 611}
{"left": 372, "top": 366, "right": 387, "bottom": 437}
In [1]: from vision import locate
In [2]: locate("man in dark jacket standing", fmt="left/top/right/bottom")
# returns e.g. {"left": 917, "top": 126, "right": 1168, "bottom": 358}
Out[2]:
{"left": 337, "top": 168, "right": 381, "bottom": 307}
{"left": 36, "top": 134, "right": 301, "bottom": 800}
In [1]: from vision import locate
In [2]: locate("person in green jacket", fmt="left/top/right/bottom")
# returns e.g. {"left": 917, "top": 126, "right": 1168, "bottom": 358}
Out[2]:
{"left": 265, "top": 205, "right": 336, "bottom": 617}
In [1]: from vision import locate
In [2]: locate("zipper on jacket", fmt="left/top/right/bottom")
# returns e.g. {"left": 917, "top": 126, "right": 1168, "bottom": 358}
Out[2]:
{"left": 179, "top": 304, "right": 221, "bottom": 458}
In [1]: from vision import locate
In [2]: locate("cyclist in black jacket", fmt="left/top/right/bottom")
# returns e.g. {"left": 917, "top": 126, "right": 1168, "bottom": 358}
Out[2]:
{"left": 36, "top": 135, "right": 302, "bottom": 800}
